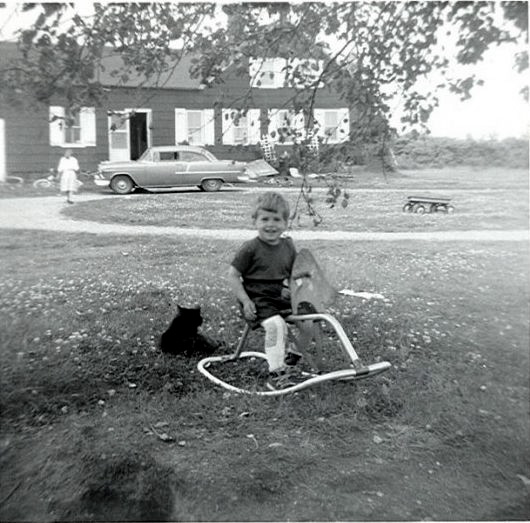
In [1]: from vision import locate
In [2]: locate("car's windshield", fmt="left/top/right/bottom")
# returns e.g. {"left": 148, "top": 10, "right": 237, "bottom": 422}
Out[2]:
{"left": 138, "top": 149, "right": 152, "bottom": 161}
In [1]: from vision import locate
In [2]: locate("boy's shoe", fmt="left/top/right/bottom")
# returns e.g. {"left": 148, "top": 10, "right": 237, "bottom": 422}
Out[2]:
{"left": 284, "top": 349, "right": 302, "bottom": 366}
{"left": 266, "top": 367, "right": 306, "bottom": 391}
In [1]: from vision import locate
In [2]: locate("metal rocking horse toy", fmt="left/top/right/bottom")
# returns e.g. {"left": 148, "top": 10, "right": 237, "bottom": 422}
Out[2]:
{"left": 198, "top": 249, "right": 391, "bottom": 396}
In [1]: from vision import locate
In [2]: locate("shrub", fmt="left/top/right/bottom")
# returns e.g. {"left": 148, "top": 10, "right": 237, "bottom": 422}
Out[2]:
{"left": 391, "top": 134, "right": 529, "bottom": 169}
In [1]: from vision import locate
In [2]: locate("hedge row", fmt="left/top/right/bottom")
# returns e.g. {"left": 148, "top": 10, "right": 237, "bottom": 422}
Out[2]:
{"left": 390, "top": 135, "right": 529, "bottom": 169}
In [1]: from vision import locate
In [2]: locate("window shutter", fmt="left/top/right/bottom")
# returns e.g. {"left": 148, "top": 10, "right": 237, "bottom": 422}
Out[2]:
{"left": 203, "top": 109, "right": 215, "bottom": 144}
{"left": 174, "top": 108, "right": 187, "bottom": 144}
{"left": 249, "top": 58, "right": 260, "bottom": 87}
{"left": 247, "top": 109, "right": 261, "bottom": 144}
{"left": 294, "top": 111, "right": 305, "bottom": 142}
{"left": 49, "top": 106, "right": 64, "bottom": 146}
{"left": 286, "top": 58, "right": 299, "bottom": 88}
{"left": 267, "top": 109, "right": 279, "bottom": 142}
{"left": 312, "top": 109, "right": 326, "bottom": 140}
{"left": 313, "top": 60, "right": 324, "bottom": 88}
{"left": 222, "top": 109, "right": 235, "bottom": 145}
{"left": 337, "top": 108, "right": 350, "bottom": 143}
{"left": 80, "top": 107, "right": 96, "bottom": 146}
{"left": 273, "top": 58, "right": 286, "bottom": 88}
{"left": 289, "top": 59, "right": 324, "bottom": 88}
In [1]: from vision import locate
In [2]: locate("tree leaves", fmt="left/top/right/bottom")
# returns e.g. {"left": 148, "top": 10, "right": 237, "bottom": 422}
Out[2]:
{"left": 0, "top": 1, "right": 527, "bottom": 223}
{"left": 2, "top": 1, "right": 526, "bottom": 125}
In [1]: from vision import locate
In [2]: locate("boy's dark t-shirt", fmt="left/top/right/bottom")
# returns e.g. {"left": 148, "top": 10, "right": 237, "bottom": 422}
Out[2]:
{"left": 231, "top": 236, "right": 296, "bottom": 325}
{"left": 232, "top": 236, "right": 296, "bottom": 282}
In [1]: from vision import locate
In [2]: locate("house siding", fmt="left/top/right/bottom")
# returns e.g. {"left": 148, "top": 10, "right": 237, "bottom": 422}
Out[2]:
{"left": 0, "top": 64, "right": 350, "bottom": 175}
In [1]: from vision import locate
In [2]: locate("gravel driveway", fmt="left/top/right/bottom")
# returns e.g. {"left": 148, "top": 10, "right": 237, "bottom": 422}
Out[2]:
{"left": 0, "top": 194, "right": 528, "bottom": 242}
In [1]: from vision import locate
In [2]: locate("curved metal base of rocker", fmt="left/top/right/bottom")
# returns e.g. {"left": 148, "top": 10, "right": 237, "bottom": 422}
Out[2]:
{"left": 197, "top": 351, "right": 391, "bottom": 397}
{"left": 197, "top": 312, "right": 391, "bottom": 396}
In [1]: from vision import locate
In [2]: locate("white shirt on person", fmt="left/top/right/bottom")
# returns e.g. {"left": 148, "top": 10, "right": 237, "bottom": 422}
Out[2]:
{"left": 58, "top": 156, "right": 79, "bottom": 175}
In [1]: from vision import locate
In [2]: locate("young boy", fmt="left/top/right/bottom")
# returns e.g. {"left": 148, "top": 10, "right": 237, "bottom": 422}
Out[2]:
{"left": 228, "top": 192, "right": 303, "bottom": 389}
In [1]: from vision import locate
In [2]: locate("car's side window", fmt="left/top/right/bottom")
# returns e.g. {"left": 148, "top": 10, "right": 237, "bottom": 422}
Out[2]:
{"left": 159, "top": 151, "right": 180, "bottom": 161}
{"left": 181, "top": 152, "right": 206, "bottom": 162}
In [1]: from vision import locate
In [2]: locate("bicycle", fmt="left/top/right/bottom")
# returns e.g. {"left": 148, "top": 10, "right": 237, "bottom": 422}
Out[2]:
{"left": 32, "top": 169, "right": 95, "bottom": 189}
{"left": 263, "top": 175, "right": 294, "bottom": 187}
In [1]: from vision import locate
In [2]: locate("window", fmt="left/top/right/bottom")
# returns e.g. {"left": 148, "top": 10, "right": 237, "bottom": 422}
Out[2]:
{"left": 139, "top": 149, "right": 152, "bottom": 161}
{"left": 233, "top": 115, "right": 248, "bottom": 144}
{"left": 180, "top": 151, "right": 208, "bottom": 162}
{"left": 313, "top": 108, "right": 350, "bottom": 144}
{"left": 324, "top": 111, "right": 339, "bottom": 142}
{"left": 250, "top": 58, "right": 323, "bottom": 89}
{"left": 49, "top": 106, "right": 96, "bottom": 147}
{"left": 159, "top": 151, "right": 179, "bottom": 161}
{"left": 174, "top": 108, "right": 215, "bottom": 145}
{"left": 64, "top": 112, "right": 82, "bottom": 145}
{"left": 249, "top": 58, "right": 286, "bottom": 88}
{"left": 221, "top": 109, "right": 261, "bottom": 145}
{"left": 187, "top": 111, "right": 203, "bottom": 144}
{"left": 267, "top": 109, "right": 305, "bottom": 144}
{"left": 286, "top": 59, "right": 324, "bottom": 89}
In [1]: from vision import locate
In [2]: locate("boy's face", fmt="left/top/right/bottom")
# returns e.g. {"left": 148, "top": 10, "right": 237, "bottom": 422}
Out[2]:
{"left": 254, "top": 209, "right": 287, "bottom": 245}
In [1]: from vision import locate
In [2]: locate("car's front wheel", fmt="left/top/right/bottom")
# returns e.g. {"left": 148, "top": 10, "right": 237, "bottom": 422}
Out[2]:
{"left": 110, "top": 175, "right": 134, "bottom": 195}
{"left": 201, "top": 179, "right": 223, "bottom": 192}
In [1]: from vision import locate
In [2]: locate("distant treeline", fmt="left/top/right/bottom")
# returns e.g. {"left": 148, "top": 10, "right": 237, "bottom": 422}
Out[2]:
{"left": 390, "top": 135, "right": 529, "bottom": 169}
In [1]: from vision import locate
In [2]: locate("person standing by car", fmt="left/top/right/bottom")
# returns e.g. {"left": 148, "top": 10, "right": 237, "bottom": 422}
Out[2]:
{"left": 57, "top": 148, "right": 80, "bottom": 204}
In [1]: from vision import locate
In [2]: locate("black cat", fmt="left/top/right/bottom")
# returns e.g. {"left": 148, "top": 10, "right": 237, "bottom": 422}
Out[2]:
{"left": 159, "top": 305, "right": 218, "bottom": 356}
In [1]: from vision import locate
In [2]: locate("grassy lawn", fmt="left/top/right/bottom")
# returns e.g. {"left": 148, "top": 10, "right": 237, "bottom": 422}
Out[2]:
{"left": 1, "top": 229, "right": 528, "bottom": 521}
{"left": 56, "top": 167, "right": 528, "bottom": 232}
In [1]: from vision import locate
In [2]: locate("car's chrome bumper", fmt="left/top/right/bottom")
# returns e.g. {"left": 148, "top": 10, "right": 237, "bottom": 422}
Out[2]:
{"left": 94, "top": 175, "right": 110, "bottom": 187}
{"left": 237, "top": 175, "right": 257, "bottom": 183}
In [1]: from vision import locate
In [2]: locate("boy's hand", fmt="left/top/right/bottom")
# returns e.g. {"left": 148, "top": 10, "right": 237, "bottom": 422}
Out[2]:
{"left": 242, "top": 300, "right": 257, "bottom": 321}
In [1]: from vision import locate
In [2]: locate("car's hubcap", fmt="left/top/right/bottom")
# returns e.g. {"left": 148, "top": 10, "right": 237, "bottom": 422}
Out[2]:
{"left": 204, "top": 180, "right": 220, "bottom": 190}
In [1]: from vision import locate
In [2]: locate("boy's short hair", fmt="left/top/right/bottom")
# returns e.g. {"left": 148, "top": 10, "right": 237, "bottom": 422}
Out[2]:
{"left": 252, "top": 191, "right": 290, "bottom": 221}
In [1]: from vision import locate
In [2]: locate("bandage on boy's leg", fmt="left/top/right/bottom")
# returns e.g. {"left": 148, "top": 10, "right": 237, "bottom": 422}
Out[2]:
{"left": 261, "top": 315, "right": 288, "bottom": 373}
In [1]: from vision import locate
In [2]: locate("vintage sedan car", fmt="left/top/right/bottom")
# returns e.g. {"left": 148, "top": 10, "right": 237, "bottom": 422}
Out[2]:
{"left": 95, "top": 145, "right": 255, "bottom": 194}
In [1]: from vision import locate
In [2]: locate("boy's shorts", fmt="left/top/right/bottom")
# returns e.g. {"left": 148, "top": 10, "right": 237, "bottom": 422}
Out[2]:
{"left": 242, "top": 280, "right": 291, "bottom": 329}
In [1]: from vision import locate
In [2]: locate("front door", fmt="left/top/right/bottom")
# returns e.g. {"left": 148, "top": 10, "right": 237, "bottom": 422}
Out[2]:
{"left": 130, "top": 112, "right": 148, "bottom": 160}
{"left": 108, "top": 109, "right": 151, "bottom": 161}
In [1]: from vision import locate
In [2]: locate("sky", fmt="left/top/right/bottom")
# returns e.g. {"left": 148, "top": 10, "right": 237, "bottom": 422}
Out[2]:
{"left": 0, "top": 1, "right": 528, "bottom": 140}
{"left": 426, "top": 43, "right": 528, "bottom": 140}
